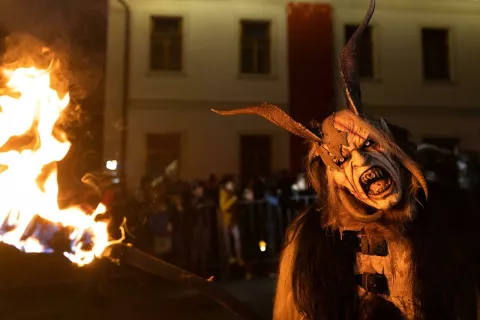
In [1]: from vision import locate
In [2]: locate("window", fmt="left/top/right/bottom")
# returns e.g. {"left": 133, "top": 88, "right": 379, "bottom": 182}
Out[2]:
{"left": 145, "top": 134, "right": 182, "bottom": 178}
{"left": 240, "top": 20, "right": 271, "bottom": 74}
{"left": 344, "top": 24, "right": 374, "bottom": 78}
{"left": 421, "top": 28, "right": 450, "bottom": 81}
{"left": 150, "top": 16, "right": 182, "bottom": 71}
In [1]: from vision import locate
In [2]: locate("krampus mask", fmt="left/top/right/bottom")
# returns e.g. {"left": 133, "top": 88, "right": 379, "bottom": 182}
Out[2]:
{"left": 213, "top": 0, "right": 427, "bottom": 224}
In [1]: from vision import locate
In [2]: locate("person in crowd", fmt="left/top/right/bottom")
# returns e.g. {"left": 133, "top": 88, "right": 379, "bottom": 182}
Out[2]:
{"left": 252, "top": 175, "right": 267, "bottom": 200}
{"left": 277, "top": 170, "right": 294, "bottom": 205}
{"left": 190, "top": 181, "right": 210, "bottom": 275}
{"left": 147, "top": 183, "right": 173, "bottom": 259}
{"left": 181, "top": 184, "right": 196, "bottom": 271}
{"left": 243, "top": 179, "right": 255, "bottom": 202}
{"left": 416, "top": 143, "right": 459, "bottom": 187}
{"left": 136, "top": 175, "right": 153, "bottom": 205}
{"left": 129, "top": 208, "right": 152, "bottom": 253}
{"left": 168, "top": 191, "right": 186, "bottom": 267}
{"left": 277, "top": 169, "right": 295, "bottom": 230}
{"left": 124, "top": 170, "right": 315, "bottom": 275}
{"left": 160, "top": 161, "right": 191, "bottom": 267}
{"left": 219, "top": 174, "right": 244, "bottom": 266}
{"left": 206, "top": 173, "right": 220, "bottom": 205}
{"left": 291, "top": 173, "right": 307, "bottom": 196}
{"left": 102, "top": 182, "right": 124, "bottom": 240}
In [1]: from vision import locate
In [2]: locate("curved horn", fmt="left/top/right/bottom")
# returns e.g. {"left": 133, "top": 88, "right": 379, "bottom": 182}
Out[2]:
{"left": 212, "top": 103, "right": 322, "bottom": 143}
{"left": 340, "top": 0, "right": 376, "bottom": 116}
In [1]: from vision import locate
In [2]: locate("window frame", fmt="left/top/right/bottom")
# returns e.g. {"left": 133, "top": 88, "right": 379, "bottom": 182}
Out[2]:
{"left": 343, "top": 23, "right": 379, "bottom": 80}
{"left": 239, "top": 19, "right": 272, "bottom": 75}
{"left": 420, "top": 26, "right": 456, "bottom": 83}
{"left": 145, "top": 133, "right": 183, "bottom": 178}
{"left": 149, "top": 15, "right": 184, "bottom": 72}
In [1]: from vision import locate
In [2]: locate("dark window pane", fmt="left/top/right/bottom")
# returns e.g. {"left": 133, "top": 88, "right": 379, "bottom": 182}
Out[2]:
{"left": 241, "top": 45, "right": 254, "bottom": 73}
{"left": 146, "top": 134, "right": 181, "bottom": 177}
{"left": 243, "top": 21, "right": 270, "bottom": 38}
{"left": 344, "top": 24, "right": 374, "bottom": 78}
{"left": 150, "top": 16, "right": 182, "bottom": 71}
{"left": 150, "top": 41, "right": 166, "bottom": 70}
{"left": 152, "top": 17, "right": 181, "bottom": 36}
{"left": 257, "top": 42, "right": 270, "bottom": 74}
{"left": 344, "top": 25, "right": 357, "bottom": 42}
{"left": 147, "top": 134, "right": 181, "bottom": 151}
{"left": 146, "top": 153, "right": 172, "bottom": 177}
{"left": 168, "top": 38, "right": 182, "bottom": 70}
{"left": 422, "top": 28, "right": 450, "bottom": 80}
{"left": 240, "top": 20, "right": 271, "bottom": 74}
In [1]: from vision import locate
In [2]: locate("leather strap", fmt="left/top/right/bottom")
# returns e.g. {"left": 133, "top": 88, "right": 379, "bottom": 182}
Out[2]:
{"left": 356, "top": 272, "right": 389, "bottom": 295}
{"left": 342, "top": 230, "right": 388, "bottom": 256}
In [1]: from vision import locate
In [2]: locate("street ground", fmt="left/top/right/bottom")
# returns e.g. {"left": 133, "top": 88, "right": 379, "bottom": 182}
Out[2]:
{"left": 0, "top": 245, "right": 276, "bottom": 320}
{"left": 0, "top": 265, "right": 275, "bottom": 320}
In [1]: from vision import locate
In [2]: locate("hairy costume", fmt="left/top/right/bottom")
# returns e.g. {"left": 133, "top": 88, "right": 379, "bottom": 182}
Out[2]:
{"left": 213, "top": 0, "right": 479, "bottom": 319}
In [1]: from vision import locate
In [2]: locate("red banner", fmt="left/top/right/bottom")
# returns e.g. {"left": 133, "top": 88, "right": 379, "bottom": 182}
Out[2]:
{"left": 287, "top": 3, "right": 335, "bottom": 173}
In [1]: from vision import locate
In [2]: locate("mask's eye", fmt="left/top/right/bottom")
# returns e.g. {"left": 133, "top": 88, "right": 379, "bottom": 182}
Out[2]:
{"left": 333, "top": 156, "right": 349, "bottom": 166}
{"left": 363, "top": 138, "right": 376, "bottom": 149}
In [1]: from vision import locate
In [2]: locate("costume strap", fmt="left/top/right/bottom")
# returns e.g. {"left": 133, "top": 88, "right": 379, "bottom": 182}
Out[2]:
{"left": 341, "top": 230, "right": 388, "bottom": 256}
{"left": 356, "top": 272, "right": 389, "bottom": 295}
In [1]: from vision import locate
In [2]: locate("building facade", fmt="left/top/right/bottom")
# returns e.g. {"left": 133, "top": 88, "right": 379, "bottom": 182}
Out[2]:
{"left": 105, "top": 0, "right": 480, "bottom": 191}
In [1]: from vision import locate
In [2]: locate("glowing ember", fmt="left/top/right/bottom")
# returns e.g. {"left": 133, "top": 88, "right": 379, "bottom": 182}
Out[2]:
{"left": 0, "top": 66, "right": 123, "bottom": 266}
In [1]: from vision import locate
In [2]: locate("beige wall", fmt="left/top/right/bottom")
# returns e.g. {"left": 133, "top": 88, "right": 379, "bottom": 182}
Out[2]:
{"left": 105, "top": 0, "right": 290, "bottom": 191}
{"left": 126, "top": 100, "right": 290, "bottom": 190}
{"left": 105, "top": 0, "right": 480, "bottom": 191}
{"left": 128, "top": 0, "right": 289, "bottom": 103}
{"left": 104, "top": 0, "right": 126, "bottom": 165}
{"left": 334, "top": 0, "right": 480, "bottom": 152}
{"left": 369, "top": 107, "right": 480, "bottom": 152}
{"left": 334, "top": 1, "right": 480, "bottom": 108}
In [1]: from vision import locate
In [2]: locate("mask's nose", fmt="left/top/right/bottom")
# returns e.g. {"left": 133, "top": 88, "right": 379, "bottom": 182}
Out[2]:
{"left": 351, "top": 150, "right": 370, "bottom": 168}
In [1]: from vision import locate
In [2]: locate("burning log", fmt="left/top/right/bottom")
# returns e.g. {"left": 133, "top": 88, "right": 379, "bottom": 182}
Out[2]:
{"left": 0, "top": 65, "right": 123, "bottom": 266}
{"left": 0, "top": 63, "right": 264, "bottom": 320}
{"left": 6, "top": 215, "right": 264, "bottom": 319}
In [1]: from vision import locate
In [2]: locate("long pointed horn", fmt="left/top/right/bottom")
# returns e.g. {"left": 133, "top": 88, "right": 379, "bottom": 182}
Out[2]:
{"left": 212, "top": 103, "right": 322, "bottom": 143}
{"left": 340, "top": 0, "right": 375, "bottom": 116}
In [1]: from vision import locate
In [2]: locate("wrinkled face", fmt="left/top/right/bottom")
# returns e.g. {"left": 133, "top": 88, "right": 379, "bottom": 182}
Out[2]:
{"left": 321, "top": 113, "right": 402, "bottom": 210}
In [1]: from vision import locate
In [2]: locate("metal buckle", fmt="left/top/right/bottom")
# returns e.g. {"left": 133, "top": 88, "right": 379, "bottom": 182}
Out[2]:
{"left": 359, "top": 235, "right": 388, "bottom": 256}
{"left": 341, "top": 231, "right": 388, "bottom": 257}
{"left": 369, "top": 238, "right": 388, "bottom": 256}
{"left": 360, "top": 273, "right": 388, "bottom": 295}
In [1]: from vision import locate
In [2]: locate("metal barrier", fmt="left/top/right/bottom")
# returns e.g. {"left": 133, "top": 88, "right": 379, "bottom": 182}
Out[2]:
{"left": 0, "top": 194, "right": 317, "bottom": 289}
{"left": 196, "top": 195, "right": 317, "bottom": 280}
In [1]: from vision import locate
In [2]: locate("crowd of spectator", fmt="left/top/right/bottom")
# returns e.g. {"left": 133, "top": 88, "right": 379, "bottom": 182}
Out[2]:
{"left": 100, "top": 169, "right": 314, "bottom": 277}
{"left": 97, "top": 143, "right": 480, "bottom": 279}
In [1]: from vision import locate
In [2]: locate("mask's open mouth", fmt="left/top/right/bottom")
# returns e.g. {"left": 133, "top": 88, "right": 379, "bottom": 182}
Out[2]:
{"left": 360, "top": 166, "right": 392, "bottom": 197}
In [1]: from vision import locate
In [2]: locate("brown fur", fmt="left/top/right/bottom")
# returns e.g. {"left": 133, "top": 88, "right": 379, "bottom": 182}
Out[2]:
{"left": 273, "top": 111, "right": 477, "bottom": 320}
{"left": 306, "top": 111, "right": 423, "bottom": 233}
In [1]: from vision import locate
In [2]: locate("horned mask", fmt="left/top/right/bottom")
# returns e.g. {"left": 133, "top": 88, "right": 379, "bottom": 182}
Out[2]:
{"left": 212, "top": 0, "right": 427, "bottom": 222}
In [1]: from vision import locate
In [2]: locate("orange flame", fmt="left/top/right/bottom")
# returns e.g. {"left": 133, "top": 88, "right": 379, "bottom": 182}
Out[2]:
{"left": 0, "top": 66, "right": 123, "bottom": 266}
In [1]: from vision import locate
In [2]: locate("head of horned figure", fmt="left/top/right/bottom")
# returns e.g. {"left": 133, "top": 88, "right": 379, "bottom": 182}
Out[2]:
{"left": 213, "top": 0, "right": 427, "bottom": 224}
